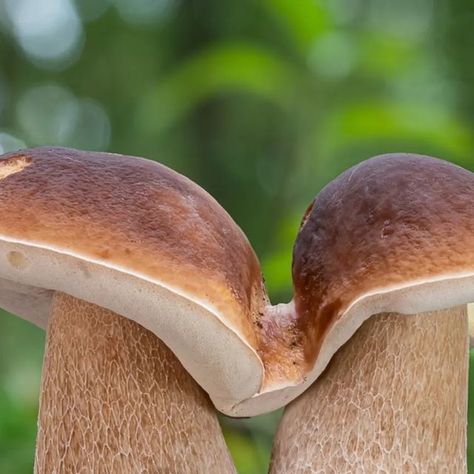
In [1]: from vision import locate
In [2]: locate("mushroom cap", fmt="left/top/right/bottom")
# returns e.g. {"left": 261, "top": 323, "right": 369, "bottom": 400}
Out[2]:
{"left": 234, "top": 153, "right": 474, "bottom": 415}
{"left": 293, "top": 153, "right": 474, "bottom": 363}
{"left": 0, "top": 147, "right": 267, "bottom": 413}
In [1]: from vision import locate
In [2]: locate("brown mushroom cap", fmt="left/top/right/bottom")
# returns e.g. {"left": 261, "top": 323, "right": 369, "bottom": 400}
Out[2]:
{"left": 235, "top": 153, "right": 474, "bottom": 415}
{"left": 294, "top": 153, "right": 474, "bottom": 362}
{"left": 0, "top": 147, "right": 267, "bottom": 412}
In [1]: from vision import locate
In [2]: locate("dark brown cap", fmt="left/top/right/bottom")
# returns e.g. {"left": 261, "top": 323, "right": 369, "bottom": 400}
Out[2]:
{"left": 293, "top": 153, "right": 474, "bottom": 364}
{"left": 235, "top": 153, "right": 474, "bottom": 415}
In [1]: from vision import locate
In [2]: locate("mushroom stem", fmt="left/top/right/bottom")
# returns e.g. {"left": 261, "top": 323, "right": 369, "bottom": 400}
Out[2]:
{"left": 270, "top": 306, "right": 468, "bottom": 472}
{"left": 34, "top": 293, "right": 235, "bottom": 473}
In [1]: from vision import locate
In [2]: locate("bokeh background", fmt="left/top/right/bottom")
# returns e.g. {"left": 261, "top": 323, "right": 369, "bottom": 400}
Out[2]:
{"left": 0, "top": 0, "right": 473, "bottom": 472}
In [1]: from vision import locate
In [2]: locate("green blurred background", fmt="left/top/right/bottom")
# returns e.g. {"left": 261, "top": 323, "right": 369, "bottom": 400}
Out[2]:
{"left": 0, "top": 0, "right": 473, "bottom": 472}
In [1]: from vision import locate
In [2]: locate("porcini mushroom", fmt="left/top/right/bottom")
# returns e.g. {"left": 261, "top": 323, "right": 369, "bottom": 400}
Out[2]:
{"left": 2, "top": 148, "right": 472, "bottom": 471}
{"left": 0, "top": 146, "right": 268, "bottom": 472}
{"left": 270, "top": 153, "right": 474, "bottom": 471}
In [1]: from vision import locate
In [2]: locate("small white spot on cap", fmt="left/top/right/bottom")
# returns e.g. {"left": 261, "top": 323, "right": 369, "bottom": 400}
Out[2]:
{"left": 0, "top": 155, "right": 32, "bottom": 180}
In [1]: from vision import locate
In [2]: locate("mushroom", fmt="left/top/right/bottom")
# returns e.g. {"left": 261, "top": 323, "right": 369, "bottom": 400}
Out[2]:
{"left": 0, "top": 147, "right": 267, "bottom": 472}
{"left": 2, "top": 148, "right": 472, "bottom": 470}
{"left": 270, "top": 153, "right": 474, "bottom": 471}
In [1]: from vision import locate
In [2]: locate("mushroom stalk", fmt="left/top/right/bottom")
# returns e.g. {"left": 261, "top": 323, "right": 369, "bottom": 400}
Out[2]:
{"left": 270, "top": 306, "right": 468, "bottom": 472}
{"left": 34, "top": 293, "right": 235, "bottom": 473}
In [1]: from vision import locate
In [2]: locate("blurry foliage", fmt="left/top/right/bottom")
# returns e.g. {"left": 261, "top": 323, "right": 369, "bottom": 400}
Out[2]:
{"left": 0, "top": 0, "right": 473, "bottom": 472}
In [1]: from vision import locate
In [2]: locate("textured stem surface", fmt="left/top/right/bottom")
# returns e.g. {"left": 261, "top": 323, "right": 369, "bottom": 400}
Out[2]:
{"left": 35, "top": 292, "right": 235, "bottom": 473}
{"left": 270, "top": 306, "right": 468, "bottom": 473}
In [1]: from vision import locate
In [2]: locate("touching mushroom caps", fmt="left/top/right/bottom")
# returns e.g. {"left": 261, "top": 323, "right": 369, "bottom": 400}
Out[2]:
{"left": 0, "top": 148, "right": 473, "bottom": 416}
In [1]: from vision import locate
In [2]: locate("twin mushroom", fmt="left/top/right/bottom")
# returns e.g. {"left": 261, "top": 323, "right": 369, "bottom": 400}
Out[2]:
{"left": 0, "top": 147, "right": 472, "bottom": 472}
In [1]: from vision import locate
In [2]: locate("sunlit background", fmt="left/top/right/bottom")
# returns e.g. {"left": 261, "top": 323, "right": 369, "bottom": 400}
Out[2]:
{"left": 0, "top": 0, "right": 473, "bottom": 472}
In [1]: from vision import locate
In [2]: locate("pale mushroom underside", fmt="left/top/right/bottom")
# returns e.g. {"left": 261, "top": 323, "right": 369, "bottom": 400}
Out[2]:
{"left": 1, "top": 234, "right": 472, "bottom": 416}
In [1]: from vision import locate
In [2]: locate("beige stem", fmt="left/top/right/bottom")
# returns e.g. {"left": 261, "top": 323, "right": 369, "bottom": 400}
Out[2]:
{"left": 270, "top": 306, "right": 468, "bottom": 473}
{"left": 34, "top": 292, "right": 235, "bottom": 473}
